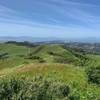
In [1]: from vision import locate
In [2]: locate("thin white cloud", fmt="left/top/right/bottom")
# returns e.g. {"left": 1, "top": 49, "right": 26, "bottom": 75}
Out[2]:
{"left": 0, "top": 5, "right": 16, "bottom": 17}
{"left": 0, "top": 5, "right": 15, "bottom": 12}
{"left": 51, "top": 0, "right": 100, "bottom": 7}
{"left": 37, "top": 0, "right": 100, "bottom": 25}
{"left": 0, "top": 21, "right": 97, "bottom": 38}
{"left": 0, "top": 1, "right": 100, "bottom": 38}
{"left": 0, "top": 1, "right": 100, "bottom": 27}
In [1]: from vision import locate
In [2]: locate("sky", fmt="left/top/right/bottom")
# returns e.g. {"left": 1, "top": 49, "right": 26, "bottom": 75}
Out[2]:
{"left": 0, "top": 0, "right": 100, "bottom": 38}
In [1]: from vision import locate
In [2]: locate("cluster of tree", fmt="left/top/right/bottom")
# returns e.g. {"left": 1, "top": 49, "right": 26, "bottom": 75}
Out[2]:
{"left": 25, "top": 53, "right": 46, "bottom": 63}
{"left": 6, "top": 41, "right": 37, "bottom": 47}
{"left": 73, "top": 52, "right": 89, "bottom": 66}
{"left": 0, "top": 52, "right": 9, "bottom": 60}
{"left": 48, "top": 51, "right": 62, "bottom": 57}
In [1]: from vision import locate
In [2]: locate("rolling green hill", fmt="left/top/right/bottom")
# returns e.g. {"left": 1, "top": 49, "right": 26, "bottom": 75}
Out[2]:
{"left": 27, "top": 45, "right": 81, "bottom": 64}
{"left": 0, "top": 43, "right": 83, "bottom": 69}
{"left": 0, "top": 42, "right": 100, "bottom": 100}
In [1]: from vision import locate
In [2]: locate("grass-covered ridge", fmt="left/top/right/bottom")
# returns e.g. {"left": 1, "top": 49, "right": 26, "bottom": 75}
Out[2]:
{"left": 0, "top": 43, "right": 84, "bottom": 69}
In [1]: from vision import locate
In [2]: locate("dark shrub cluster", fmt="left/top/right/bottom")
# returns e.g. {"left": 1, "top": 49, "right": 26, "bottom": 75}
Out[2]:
{"left": 0, "top": 77, "right": 70, "bottom": 100}
{"left": 0, "top": 52, "right": 9, "bottom": 60}
{"left": 0, "top": 76, "right": 99, "bottom": 100}
{"left": 87, "top": 66, "right": 100, "bottom": 85}
{"left": 6, "top": 41, "right": 37, "bottom": 47}
{"left": 25, "top": 54, "right": 46, "bottom": 63}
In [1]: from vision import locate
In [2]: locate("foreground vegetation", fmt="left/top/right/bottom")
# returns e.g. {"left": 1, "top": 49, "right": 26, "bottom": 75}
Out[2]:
{"left": 0, "top": 75, "right": 99, "bottom": 100}
{"left": 0, "top": 42, "right": 100, "bottom": 100}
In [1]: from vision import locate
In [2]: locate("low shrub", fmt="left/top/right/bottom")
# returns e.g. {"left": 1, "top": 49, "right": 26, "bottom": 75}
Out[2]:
{"left": 0, "top": 76, "right": 99, "bottom": 100}
{"left": 87, "top": 66, "right": 100, "bottom": 85}
{"left": 0, "top": 76, "right": 70, "bottom": 100}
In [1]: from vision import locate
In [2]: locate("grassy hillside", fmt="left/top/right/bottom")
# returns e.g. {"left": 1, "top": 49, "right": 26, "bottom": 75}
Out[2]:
{"left": 29, "top": 45, "right": 81, "bottom": 64}
{"left": 0, "top": 43, "right": 29, "bottom": 69}
{"left": 0, "top": 43, "right": 100, "bottom": 100}
{"left": 0, "top": 63, "right": 100, "bottom": 100}
{"left": 0, "top": 43, "right": 83, "bottom": 69}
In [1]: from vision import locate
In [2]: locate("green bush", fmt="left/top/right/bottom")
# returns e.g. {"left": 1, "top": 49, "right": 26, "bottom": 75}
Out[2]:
{"left": 0, "top": 76, "right": 99, "bottom": 100}
{"left": 87, "top": 66, "right": 100, "bottom": 85}
{"left": 0, "top": 78, "right": 25, "bottom": 99}
{"left": 0, "top": 77, "right": 70, "bottom": 100}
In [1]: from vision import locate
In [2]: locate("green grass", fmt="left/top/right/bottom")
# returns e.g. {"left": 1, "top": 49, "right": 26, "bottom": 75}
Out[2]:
{"left": 87, "top": 54, "right": 100, "bottom": 67}
{"left": 0, "top": 63, "right": 100, "bottom": 100}
{"left": 0, "top": 43, "right": 100, "bottom": 99}
{"left": 0, "top": 43, "right": 81, "bottom": 69}
{"left": 15, "top": 63, "right": 86, "bottom": 83}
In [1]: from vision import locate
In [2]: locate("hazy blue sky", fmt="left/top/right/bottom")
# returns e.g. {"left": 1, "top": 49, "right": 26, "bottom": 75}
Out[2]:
{"left": 0, "top": 0, "right": 100, "bottom": 38}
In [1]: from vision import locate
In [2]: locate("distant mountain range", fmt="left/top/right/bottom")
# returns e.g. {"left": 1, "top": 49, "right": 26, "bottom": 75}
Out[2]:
{"left": 0, "top": 36, "right": 100, "bottom": 43}
{"left": 0, "top": 36, "right": 62, "bottom": 43}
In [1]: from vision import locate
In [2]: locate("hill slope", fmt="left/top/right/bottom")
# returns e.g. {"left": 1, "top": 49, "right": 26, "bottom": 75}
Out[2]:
{"left": 0, "top": 43, "right": 100, "bottom": 99}
{"left": 0, "top": 43, "right": 83, "bottom": 69}
{"left": 29, "top": 45, "right": 80, "bottom": 64}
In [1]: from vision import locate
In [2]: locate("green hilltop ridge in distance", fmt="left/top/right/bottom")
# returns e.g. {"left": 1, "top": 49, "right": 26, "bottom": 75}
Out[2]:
{"left": 0, "top": 42, "right": 86, "bottom": 69}
{"left": 28, "top": 45, "right": 81, "bottom": 64}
